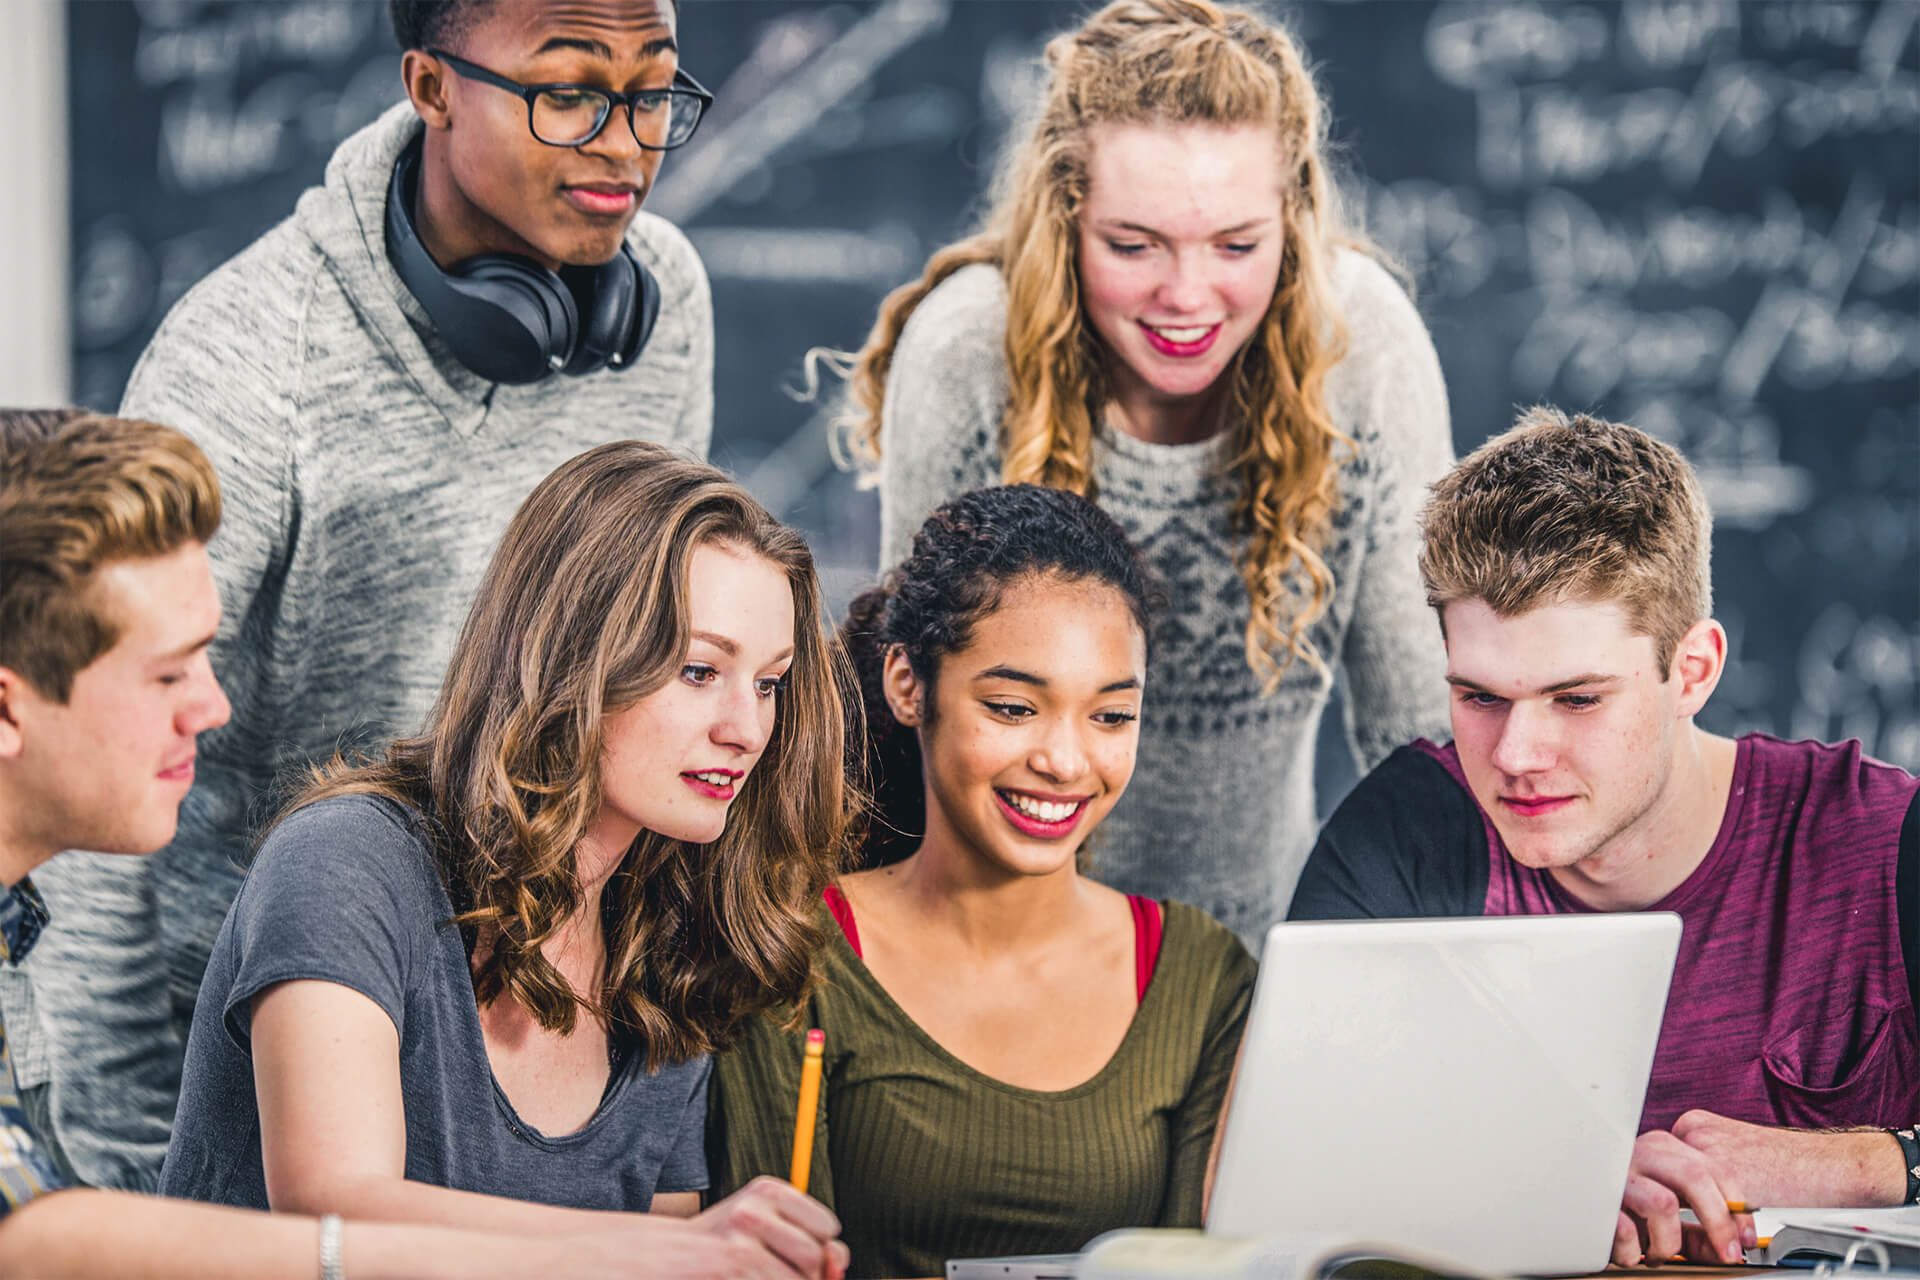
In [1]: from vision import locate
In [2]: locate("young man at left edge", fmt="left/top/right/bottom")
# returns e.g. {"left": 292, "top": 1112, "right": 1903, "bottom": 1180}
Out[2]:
{"left": 19, "top": 0, "right": 716, "bottom": 1191}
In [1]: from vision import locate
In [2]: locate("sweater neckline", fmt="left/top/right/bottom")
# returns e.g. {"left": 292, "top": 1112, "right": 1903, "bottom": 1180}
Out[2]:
{"left": 1094, "top": 415, "right": 1237, "bottom": 470}
{"left": 819, "top": 898, "right": 1181, "bottom": 1101}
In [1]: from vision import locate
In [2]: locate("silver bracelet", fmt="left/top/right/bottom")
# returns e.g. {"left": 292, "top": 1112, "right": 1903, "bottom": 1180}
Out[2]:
{"left": 318, "top": 1213, "right": 345, "bottom": 1280}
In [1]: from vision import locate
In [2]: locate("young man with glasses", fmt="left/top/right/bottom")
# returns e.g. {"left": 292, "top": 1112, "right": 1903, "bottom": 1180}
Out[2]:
{"left": 23, "top": 0, "right": 719, "bottom": 1194}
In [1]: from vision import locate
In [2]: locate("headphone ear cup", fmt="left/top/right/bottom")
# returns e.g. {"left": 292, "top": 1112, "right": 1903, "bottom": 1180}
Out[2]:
{"left": 385, "top": 142, "right": 583, "bottom": 385}
{"left": 559, "top": 255, "right": 634, "bottom": 377}
{"left": 456, "top": 258, "right": 579, "bottom": 380}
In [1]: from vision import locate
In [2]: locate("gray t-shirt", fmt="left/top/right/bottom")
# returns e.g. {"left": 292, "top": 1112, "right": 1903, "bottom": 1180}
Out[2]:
{"left": 160, "top": 794, "right": 708, "bottom": 1211}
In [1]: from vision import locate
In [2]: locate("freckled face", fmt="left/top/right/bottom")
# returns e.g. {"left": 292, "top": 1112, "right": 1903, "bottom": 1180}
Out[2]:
{"left": 906, "top": 575, "right": 1146, "bottom": 881}
{"left": 1076, "top": 122, "right": 1288, "bottom": 425}
{"left": 435, "top": 0, "right": 679, "bottom": 267}
{"left": 590, "top": 541, "right": 795, "bottom": 851}
{"left": 1443, "top": 597, "right": 1684, "bottom": 885}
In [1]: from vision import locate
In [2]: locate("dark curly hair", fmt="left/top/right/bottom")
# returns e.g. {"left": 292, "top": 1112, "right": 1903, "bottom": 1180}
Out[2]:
{"left": 843, "top": 484, "right": 1162, "bottom": 865}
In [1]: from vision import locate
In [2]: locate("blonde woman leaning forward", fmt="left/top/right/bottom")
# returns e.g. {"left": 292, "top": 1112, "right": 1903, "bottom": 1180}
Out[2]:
{"left": 161, "top": 442, "right": 852, "bottom": 1279}
{"left": 840, "top": 0, "right": 1454, "bottom": 935}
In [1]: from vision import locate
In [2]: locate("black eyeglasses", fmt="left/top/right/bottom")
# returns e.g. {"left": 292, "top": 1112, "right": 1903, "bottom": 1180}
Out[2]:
{"left": 430, "top": 49, "right": 712, "bottom": 151}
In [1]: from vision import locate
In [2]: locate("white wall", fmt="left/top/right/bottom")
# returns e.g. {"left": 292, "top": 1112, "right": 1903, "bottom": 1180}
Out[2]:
{"left": 0, "top": 0, "right": 68, "bottom": 406}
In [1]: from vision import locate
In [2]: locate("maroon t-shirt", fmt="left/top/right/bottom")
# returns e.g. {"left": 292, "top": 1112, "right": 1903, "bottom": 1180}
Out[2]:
{"left": 1291, "top": 734, "right": 1920, "bottom": 1134}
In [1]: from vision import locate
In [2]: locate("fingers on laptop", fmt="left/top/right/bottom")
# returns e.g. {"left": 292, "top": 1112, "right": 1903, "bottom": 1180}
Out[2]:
{"left": 1615, "top": 1128, "right": 1755, "bottom": 1266}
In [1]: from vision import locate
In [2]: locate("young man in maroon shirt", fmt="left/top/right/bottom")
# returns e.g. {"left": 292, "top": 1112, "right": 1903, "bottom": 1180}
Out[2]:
{"left": 1291, "top": 406, "right": 1920, "bottom": 1267}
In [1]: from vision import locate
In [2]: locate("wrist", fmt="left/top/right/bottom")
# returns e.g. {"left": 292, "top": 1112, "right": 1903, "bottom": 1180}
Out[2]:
{"left": 319, "top": 1213, "right": 345, "bottom": 1280}
{"left": 1879, "top": 1127, "right": 1920, "bottom": 1206}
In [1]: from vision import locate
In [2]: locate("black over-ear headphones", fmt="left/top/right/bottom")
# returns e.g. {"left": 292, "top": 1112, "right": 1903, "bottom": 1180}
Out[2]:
{"left": 385, "top": 138, "right": 661, "bottom": 385}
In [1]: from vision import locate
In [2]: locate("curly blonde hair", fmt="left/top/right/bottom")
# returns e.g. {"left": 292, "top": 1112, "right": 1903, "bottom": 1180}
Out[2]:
{"left": 839, "top": 0, "right": 1386, "bottom": 688}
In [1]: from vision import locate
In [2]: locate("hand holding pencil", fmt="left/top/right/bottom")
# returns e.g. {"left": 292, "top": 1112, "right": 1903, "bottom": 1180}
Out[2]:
{"left": 691, "top": 1173, "right": 848, "bottom": 1279}
{"left": 1617, "top": 1125, "right": 1762, "bottom": 1267}
{"left": 688, "top": 1029, "right": 844, "bottom": 1278}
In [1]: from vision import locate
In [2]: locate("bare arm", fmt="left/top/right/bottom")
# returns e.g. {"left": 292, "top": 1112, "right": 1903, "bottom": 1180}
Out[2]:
{"left": 0, "top": 1186, "right": 836, "bottom": 1280}
{"left": 252, "top": 981, "right": 847, "bottom": 1276}
{"left": 0, "top": 1191, "right": 326, "bottom": 1280}
{"left": 652, "top": 1192, "right": 700, "bottom": 1218}
{"left": 251, "top": 979, "right": 620, "bottom": 1234}
{"left": 1611, "top": 1111, "right": 1905, "bottom": 1267}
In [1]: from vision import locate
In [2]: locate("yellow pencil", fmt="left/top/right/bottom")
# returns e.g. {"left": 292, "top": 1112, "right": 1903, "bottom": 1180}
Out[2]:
{"left": 789, "top": 1028, "right": 826, "bottom": 1193}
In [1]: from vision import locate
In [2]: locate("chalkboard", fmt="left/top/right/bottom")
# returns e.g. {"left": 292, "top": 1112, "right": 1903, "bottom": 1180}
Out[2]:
{"left": 68, "top": 0, "right": 1920, "bottom": 786}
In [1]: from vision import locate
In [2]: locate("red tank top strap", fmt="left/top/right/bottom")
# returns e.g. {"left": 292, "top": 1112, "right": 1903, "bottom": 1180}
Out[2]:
{"left": 1129, "top": 894, "right": 1163, "bottom": 1004}
{"left": 822, "top": 884, "right": 862, "bottom": 958}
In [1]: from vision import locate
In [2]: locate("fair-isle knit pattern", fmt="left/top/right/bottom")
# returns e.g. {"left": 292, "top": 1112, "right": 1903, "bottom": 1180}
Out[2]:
{"left": 15, "top": 100, "right": 714, "bottom": 1192}
{"left": 876, "top": 254, "right": 1454, "bottom": 941}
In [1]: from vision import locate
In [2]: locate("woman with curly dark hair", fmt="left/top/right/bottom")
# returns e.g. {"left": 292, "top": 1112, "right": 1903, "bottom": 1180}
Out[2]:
{"left": 710, "top": 485, "right": 1255, "bottom": 1280}
{"left": 161, "top": 441, "right": 853, "bottom": 1277}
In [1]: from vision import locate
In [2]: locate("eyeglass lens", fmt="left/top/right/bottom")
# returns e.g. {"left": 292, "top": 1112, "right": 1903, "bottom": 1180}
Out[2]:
{"left": 530, "top": 88, "right": 703, "bottom": 148}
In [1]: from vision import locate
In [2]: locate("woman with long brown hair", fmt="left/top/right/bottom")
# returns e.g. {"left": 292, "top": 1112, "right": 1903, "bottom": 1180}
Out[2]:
{"left": 160, "top": 442, "right": 852, "bottom": 1279}
{"left": 839, "top": 0, "right": 1453, "bottom": 936}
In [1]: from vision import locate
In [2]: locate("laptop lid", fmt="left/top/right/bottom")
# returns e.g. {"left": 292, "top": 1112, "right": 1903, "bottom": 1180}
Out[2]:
{"left": 1206, "top": 913, "right": 1681, "bottom": 1276}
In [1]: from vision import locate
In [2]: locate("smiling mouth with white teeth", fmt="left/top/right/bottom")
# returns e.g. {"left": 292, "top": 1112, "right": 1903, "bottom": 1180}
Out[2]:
{"left": 1145, "top": 323, "right": 1215, "bottom": 342}
{"left": 682, "top": 769, "right": 742, "bottom": 800}
{"left": 996, "top": 790, "right": 1087, "bottom": 823}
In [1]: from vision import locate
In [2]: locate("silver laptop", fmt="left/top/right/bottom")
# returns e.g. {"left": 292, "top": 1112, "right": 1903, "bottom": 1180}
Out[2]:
{"left": 1207, "top": 913, "right": 1681, "bottom": 1276}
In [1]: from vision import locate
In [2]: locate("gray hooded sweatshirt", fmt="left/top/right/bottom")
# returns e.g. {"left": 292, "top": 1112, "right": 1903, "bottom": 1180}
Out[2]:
{"left": 20, "top": 101, "right": 714, "bottom": 1191}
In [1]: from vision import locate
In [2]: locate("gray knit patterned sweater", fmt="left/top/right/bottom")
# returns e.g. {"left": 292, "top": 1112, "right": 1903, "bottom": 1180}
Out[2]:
{"left": 877, "top": 255, "right": 1452, "bottom": 942}
{"left": 17, "top": 102, "right": 713, "bottom": 1191}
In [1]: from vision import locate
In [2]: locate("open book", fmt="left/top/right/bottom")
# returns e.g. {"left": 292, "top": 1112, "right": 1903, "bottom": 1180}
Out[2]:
{"left": 946, "top": 1228, "right": 1506, "bottom": 1280}
{"left": 1752, "top": 1207, "right": 1920, "bottom": 1268}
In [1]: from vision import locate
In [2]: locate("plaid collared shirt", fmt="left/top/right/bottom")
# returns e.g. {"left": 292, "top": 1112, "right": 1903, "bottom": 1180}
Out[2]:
{"left": 0, "top": 878, "right": 66, "bottom": 1216}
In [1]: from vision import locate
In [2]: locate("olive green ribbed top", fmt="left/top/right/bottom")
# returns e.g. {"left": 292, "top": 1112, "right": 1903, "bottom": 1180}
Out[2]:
{"left": 707, "top": 899, "right": 1255, "bottom": 1280}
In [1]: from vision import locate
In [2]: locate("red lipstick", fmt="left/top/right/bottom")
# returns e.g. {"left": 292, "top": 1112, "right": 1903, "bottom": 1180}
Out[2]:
{"left": 681, "top": 768, "right": 742, "bottom": 800}
{"left": 993, "top": 789, "right": 1089, "bottom": 840}
{"left": 1138, "top": 321, "right": 1221, "bottom": 358}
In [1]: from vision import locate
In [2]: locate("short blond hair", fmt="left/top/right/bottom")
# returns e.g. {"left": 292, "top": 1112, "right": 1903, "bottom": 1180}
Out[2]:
{"left": 0, "top": 409, "right": 222, "bottom": 701}
{"left": 1418, "top": 406, "right": 1711, "bottom": 671}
